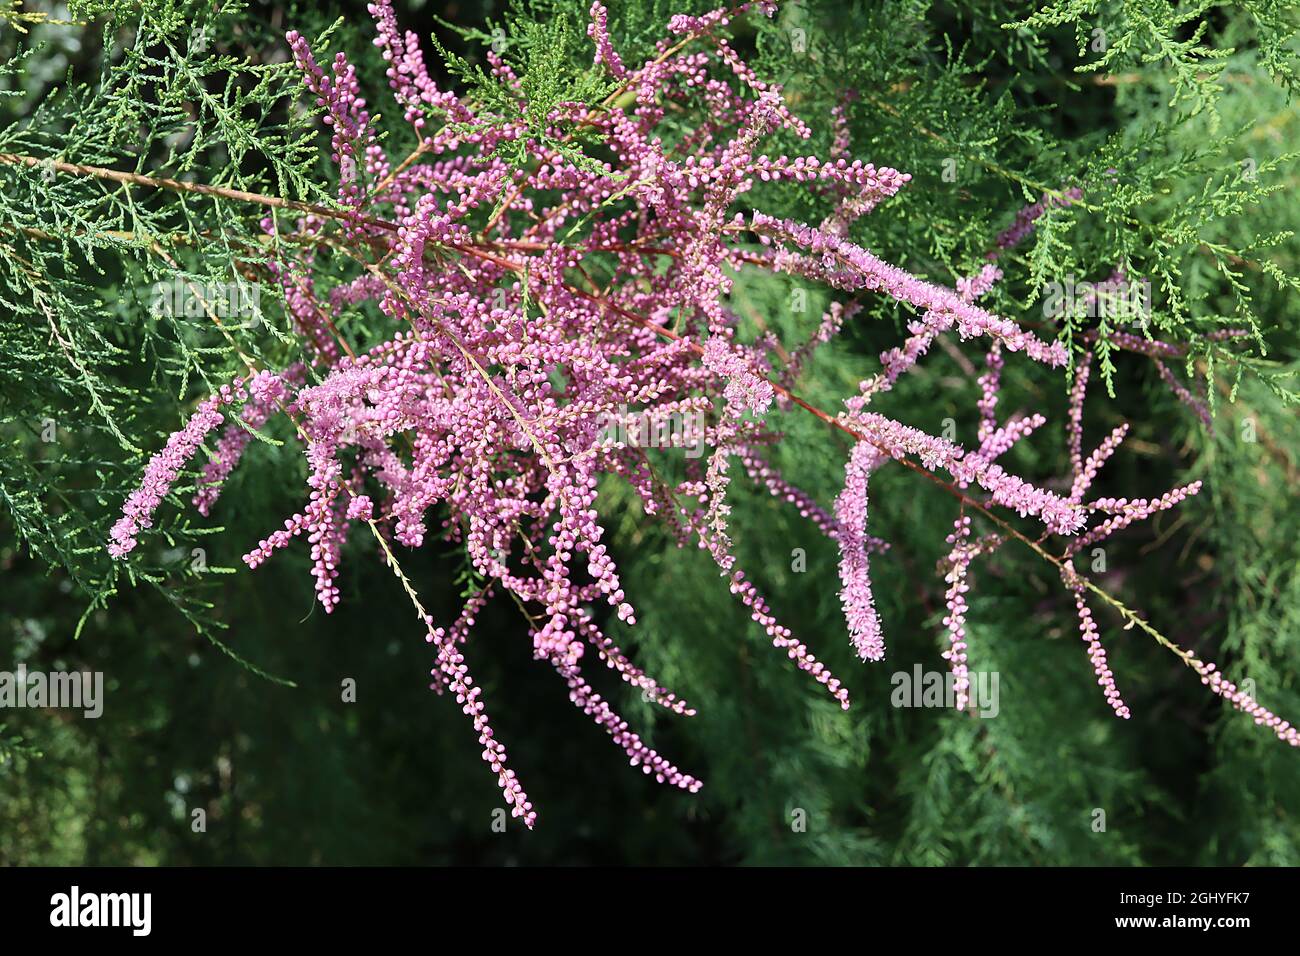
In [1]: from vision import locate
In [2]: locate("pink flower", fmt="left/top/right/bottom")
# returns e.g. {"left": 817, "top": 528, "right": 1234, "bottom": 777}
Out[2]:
{"left": 102, "top": 1, "right": 1299, "bottom": 830}
{"left": 836, "top": 442, "right": 887, "bottom": 662}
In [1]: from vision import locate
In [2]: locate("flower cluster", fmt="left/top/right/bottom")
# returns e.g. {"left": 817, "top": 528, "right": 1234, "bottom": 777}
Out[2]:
{"left": 107, "top": 0, "right": 1298, "bottom": 826}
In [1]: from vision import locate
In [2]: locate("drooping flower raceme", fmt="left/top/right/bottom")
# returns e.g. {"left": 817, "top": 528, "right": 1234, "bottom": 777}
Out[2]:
{"left": 106, "top": 0, "right": 1298, "bottom": 827}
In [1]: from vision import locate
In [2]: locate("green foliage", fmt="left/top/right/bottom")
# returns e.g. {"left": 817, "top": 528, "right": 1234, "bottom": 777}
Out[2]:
{"left": 1005, "top": 0, "right": 1300, "bottom": 113}
{"left": 432, "top": 1, "right": 620, "bottom": 172}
